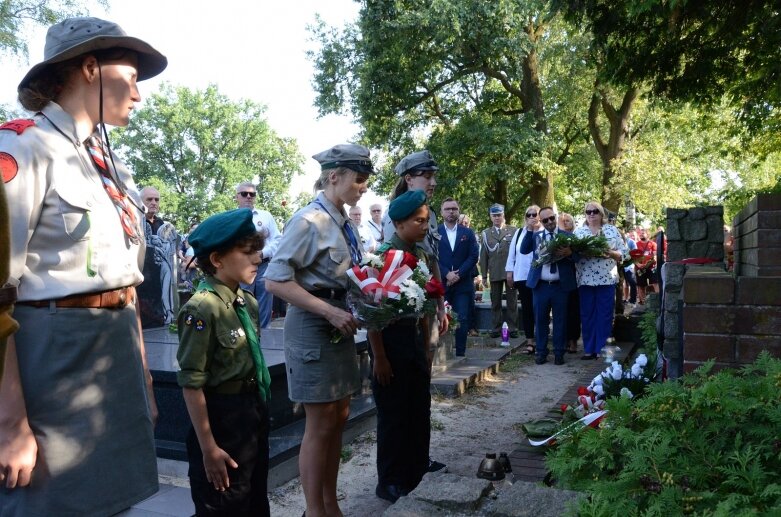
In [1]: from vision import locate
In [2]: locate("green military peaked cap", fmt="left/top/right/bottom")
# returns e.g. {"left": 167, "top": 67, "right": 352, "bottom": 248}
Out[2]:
{"left": 188, "top": 208, "right": 256, "bottom": 256}
{"left": 388, "top": 190, "right": 427, "bottom": 221}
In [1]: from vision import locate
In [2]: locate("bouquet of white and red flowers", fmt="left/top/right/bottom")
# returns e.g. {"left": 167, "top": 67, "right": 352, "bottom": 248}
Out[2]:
{"left": 345, "top": 249, "right": 444, "bottom": 330}
{"left": 532, "top": 233, "right": 610, "bottom": 268}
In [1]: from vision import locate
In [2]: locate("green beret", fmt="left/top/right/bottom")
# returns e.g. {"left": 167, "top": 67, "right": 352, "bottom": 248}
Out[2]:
{"left": 188, "top": 208, "right": 256, "bottom": 255}
{"left": 388, "top": 190, "right": 427, "bottom": 221}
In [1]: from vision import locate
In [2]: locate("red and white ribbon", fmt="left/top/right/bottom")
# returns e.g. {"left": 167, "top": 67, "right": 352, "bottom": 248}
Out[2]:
{"left": 528, "top": 410, "right": 608, "bottom": 447}
{"left": 346, "top": 249, "right": 415, "bottom": 303}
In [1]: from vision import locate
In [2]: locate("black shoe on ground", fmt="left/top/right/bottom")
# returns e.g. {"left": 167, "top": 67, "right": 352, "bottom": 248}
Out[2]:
{"left": 376, "top": 484, "right": 408, "bottom": 503}
{"left": 427, "top": 458, "right": 448, "bottom": 473}
{"left": 489, "top": 330, "right": 500, "bottom": 338}
{"left": 509, "top": 330, "right": 520, "bottom": 339}
{"left": 554, "top": 356, "right": 565, "bottom": 365}
{"left": 535, "top": 356, "right": 548, "bottom": 365}
{"left": 580, "top": 353, "right": 598, "bottom": 360}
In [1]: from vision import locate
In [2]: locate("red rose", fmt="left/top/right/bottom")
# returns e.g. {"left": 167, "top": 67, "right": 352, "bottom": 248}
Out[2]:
{"left": 424, "top": 278, "right": 445, "bottom": 298}
{"left": 577, "top": 386, "right": 589, "bottom": 396}
{"left": 560, "top": 404, "right": 570, "bottom": 413}
{"left": 400, "top": 251, "right": 419, "bottom": 270}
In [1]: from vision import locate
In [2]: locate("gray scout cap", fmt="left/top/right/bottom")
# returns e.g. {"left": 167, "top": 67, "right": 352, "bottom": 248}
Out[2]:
{"left": 19, "top": 16, "right": 167, "bottom": 90}
{"left": 489, "top": 203, "right": 504, "bottom": 215}
{"left": 312, "top": 143, "right": 375, "bottom": 175}
{"left": 394, "top": 150, "right": 439, "bottom": 176}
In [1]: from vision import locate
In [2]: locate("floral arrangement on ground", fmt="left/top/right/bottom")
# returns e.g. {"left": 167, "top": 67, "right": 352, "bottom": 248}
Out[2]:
{"left": 545, "top": 351, "right": 781, "bottom": 515}
{"left": 345, "top": 249, "right": 442, "bottom": 330}
{"left": 532, "top": 233, "right": 610, "bottom": 268}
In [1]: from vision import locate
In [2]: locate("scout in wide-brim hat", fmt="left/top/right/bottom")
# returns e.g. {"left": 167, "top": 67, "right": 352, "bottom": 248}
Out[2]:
{"left": 312, "top": 143, "right": 376, "bottom": 175}
{"left": 18, "top": 16, "right": 167, "bottom": 90}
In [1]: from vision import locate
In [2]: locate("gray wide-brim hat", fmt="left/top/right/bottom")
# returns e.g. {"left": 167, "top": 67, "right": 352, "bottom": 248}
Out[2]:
{"left": 18, "top": 16, "right": 167, "bottom": 90}
{"left": 394, "top": 150, "right": 439, "bottom": 176}
{"left": 312, "top": 143, "right": 375, "bottom": 175}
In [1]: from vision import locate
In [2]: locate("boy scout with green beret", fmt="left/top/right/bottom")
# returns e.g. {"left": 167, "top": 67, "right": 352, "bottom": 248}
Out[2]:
{"left": 176, "top": 208, "right": 271, "bottom": 517}
{"left": 369, "top": 190, "right": 435, "bottom": 503}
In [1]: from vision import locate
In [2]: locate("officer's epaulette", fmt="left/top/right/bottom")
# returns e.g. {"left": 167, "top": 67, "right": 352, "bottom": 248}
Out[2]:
{"left": 0, "top": 119, "right": 35, "bottom": 135}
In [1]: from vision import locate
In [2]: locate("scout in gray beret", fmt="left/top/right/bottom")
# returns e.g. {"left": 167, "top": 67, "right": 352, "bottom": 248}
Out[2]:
{"left": 312, "top": 143, "right": 375, "bottom": 175}
{"left": 18, "top": 16, "right": 167, "bottom": 90}
{"left": 388, "top": 190, "right": 428, "bottom": 222}
{"left": 394, "top": 149, "right": 439, "bottom": 176}
{"left": 489, "top": 203, "right": 504, "bottom": 215}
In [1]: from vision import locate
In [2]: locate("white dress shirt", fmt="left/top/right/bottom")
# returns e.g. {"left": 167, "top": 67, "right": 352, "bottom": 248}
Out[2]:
{"left": 251, "top": 209, "right": 282, "bottom": 260}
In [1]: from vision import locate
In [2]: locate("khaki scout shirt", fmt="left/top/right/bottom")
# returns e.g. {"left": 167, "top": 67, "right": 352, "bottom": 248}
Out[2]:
{"left": 265, "top": 192, "right": 355, "bottom": 290}
{"left": 1, "top": 102, "right": 144, "bottom": 301}
{"left": 176, "top": 277, "right": 258, "bottom": 389}
{"left": 479, "top": 225, "right": 518, "bottom": 282}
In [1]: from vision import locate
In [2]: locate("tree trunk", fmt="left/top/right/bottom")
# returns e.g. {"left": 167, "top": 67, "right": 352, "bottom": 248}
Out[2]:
{"left": 587, "top": 85, "right": 639, "bottom": 213}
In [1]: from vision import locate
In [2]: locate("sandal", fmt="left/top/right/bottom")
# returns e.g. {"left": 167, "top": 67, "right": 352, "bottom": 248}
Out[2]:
{"left": 522, "top": 341, "right": 535, "bottom": 355}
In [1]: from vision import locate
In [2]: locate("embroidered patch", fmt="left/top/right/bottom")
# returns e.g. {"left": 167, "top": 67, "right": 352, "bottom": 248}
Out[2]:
{"left": 184, "top": 314, "right": 194, "bottom": 326}
{"left": 0, "top": 119, "right": 35, "bottom": 135}
{"left": 0, "top": 152, "right": 18, "bottom": 183}
{"left": 236, "top": 296, "right": 245, "bottom": 307}
{"left": 195, "top": 319, "right": 205, "bottom": 331}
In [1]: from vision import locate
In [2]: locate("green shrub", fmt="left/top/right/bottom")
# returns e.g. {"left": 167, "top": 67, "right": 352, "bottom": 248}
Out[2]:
{"left": 546, "top": 352, "right": 781, "bottom": 515}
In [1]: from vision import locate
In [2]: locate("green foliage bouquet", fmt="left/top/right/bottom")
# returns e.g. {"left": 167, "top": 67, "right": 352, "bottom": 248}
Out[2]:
{"left": 532, "top": 234, "right": 610, "bottom": 268}
{"left": 546, "top": 352, "right": 781, "bottom": 515}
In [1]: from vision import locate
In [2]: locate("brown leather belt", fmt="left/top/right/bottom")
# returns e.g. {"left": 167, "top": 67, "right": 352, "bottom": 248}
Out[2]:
{"left": 19, "top": 286, "right": 136, "bottom": 309}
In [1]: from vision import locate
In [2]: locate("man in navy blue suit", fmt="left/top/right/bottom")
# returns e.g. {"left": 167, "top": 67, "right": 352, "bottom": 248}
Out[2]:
{"left": 438, "top": 198, "right": 479, "bottom": 357}
{"left": 520, "top": 206, "right": 578, "bottom": 365}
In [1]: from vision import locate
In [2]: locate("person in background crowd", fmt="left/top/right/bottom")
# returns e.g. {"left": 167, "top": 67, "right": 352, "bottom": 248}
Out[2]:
{"left": 265, "top": 144, "right": 371, "bottom": 517}
{"left": 623, "top": 229, "right": 638, "bottom": 307}
{"left": 634, "top": 227, "right": 657, "bottom": 305}
{"left": 138, "top": 185, "right": 178, "bottom": 327}
{"left": 478, "top": 204, "right": 519, "bottom": 340}
{"left": 0, "top": 16, "right": 165, "bottom": 514}
{"left": 176, "top": 209, "right": 271, "bottom": 516}
{"left": 349, "top": 205, "right": 377, "bottom": 252}
{"left": 438, "top": 198, "right": 479, "bottom": 357}
{"left": 724, "top": 225, "right": 734, "bottom": 271}
{"left": 235, "top": 181, "right": 282, "bottom": 328}
{"left": 574, "top": 202, "right": 627, "bottom": 360}
{"left": 367, "top": 203, "right": 384, "bottom": 244}
{"left": 505, "top": 205, "right": 540, "bottom": 355}
{"left": 558, "top": 212, "right": 581, "bottom": 354}
{"left": 521, "top": 207, "right": 577, "bottom": 365}
{"left": 458, "top": 213, "right": 481, "bottom": 338}
{"left": 368, "top": 190, "right": 434, "bottom": 503}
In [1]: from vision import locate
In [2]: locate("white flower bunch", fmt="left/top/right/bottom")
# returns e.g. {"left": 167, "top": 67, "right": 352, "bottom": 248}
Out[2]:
{"left": 588, "top": 353, "right": 655, "bottom": 401}
{"left": 416, "top": 261, "right": 431, "bottom": 280}
{"left": 399, "top": 278, "right": 426, "bottom": 311}
{"left": 362, "top": 252, "right": 384, "bottom": 268}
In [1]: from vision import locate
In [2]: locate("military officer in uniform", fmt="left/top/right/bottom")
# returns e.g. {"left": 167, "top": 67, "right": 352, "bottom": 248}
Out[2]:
{"left": 177, "top": 208, "right": 271, "bottom": 516}
{"left": 478, "top": 204, "right": 520, "bottom": 339}
{"left": 265, "top": 143, "right": 372, "bottom": 517}
{"left": 0, "top": 16, "right": 165, "bottom": 515}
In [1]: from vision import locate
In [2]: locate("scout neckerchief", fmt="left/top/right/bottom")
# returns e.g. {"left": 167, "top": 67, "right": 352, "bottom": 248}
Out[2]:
{"left": 87, "top": 135, "right": 142, "bottom": 244}
{"left": 313, "top": 199, "right": 363, "bottom": 266}
{"left": 198, "top": 280, "right": 271, "bottom": 401}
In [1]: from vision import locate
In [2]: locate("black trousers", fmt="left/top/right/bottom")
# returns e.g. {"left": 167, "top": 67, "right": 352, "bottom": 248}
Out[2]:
{"left": 186, "top": 391, "right": 270, "bottom": 517}
{"left": 370, "top": 320, "right": 431, "bottom": 491}
{"left": 514, "top": 281, "right": 536, "bottom": 339}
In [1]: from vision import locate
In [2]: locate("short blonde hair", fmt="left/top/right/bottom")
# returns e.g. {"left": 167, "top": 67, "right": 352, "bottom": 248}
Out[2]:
{"left": 584, "top": 201, "right": 608, "bottom": 224}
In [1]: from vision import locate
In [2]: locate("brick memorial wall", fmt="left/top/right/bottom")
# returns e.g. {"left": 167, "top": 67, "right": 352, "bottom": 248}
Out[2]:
{"left": 675, "top": 194, "right": 781, "bottom": 375}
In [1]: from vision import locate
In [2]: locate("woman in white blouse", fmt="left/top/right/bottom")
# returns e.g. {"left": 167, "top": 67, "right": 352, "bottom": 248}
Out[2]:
{"left": 573, "top": 201, "right": 627, "bottom": 359}
{"left": 505, "top": 205, "right": 540, "bottom": 354}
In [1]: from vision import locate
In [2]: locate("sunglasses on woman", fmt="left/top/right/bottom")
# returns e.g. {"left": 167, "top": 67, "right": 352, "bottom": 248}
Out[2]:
{"left": 525, "top": 212, "right": 538, "bottom": 218}
{"left": 585, "top": 209, "right": 600, "bottom": 215}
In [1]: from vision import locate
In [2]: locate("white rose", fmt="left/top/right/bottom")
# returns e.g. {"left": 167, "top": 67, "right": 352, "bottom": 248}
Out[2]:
{"left": 592, "top": 375, "right": 603, "bottom": 386}
{"left": 631, "top": 364, "right": 642, "bottom": 377}
{"left": 620, "top": 387, "right": 634, "bottom": 399}
{"left": 611, "top": 367, "right": 623, "bottom": 381}
{"left": 592, "top": 384, "right": 604, "bottom": 396}
{"left": 636, "top": 354, "right": 648, "bottom": 367}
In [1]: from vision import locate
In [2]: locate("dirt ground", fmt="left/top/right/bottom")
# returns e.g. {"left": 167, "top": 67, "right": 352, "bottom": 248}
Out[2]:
{"left": 267, "top": 350, "right": 600, "bottom": 516}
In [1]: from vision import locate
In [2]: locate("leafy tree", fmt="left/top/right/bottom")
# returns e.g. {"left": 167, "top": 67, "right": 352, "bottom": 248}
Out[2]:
{"left": 556, "top": 0, "right": 780, "bottom": 128}
{"left": 311, "top": 0, "right": 564, "bottom": 224}
{"left": 113, "top": 83, "right": 303, "bottom": 230}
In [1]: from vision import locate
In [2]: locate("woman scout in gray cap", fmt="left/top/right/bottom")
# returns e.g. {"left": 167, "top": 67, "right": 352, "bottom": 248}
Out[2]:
{"left": 0, "top": 17, "right": 166, "bottom": 515}
{"left": 265, "top": 143, "right": 372, "bottom": 517}
{"left": 176, "top": 208, "right": 271, "bottom": 516}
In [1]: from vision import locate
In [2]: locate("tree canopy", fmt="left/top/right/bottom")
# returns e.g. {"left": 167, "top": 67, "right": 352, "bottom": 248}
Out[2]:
{"left": 113, "top": 83, "right": 303, "bottom": 230}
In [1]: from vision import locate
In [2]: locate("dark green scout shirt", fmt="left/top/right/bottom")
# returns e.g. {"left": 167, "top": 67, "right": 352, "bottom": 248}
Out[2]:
{"left": 176, "top": 277, "right": 259, "bottom": 389}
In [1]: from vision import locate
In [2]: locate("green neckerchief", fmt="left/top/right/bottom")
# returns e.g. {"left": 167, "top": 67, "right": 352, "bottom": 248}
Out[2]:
{"left": 197, "top": 278, "right": 271, "bottom": 401}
